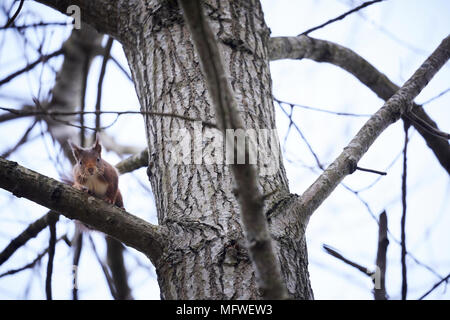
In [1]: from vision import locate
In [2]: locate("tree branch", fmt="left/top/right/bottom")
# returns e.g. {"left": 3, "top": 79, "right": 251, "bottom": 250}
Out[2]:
{"left": 178, "top": 0, "right": 288, "bottom": 299}
{"left": 0, "top": 211, "right": 58, "bottom": 266}
{"left": 374, "top": 211, "right": 388, "bottom": 300}
{"left": 291, "top": 35, "right": 450, "bottom": 222}
{"left": 115, "top": 149, "right": 149, "bottom": 175}
{"left": 269, "top": 35, "right": 450, "bottom": 174}
{"left": 0, "top": 157, "right": 166, "bottom": 264}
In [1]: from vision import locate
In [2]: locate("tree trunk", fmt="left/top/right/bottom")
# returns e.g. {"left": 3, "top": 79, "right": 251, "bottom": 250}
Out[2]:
{"left": 120, "top": 0, "right": 312, "bottom": 299}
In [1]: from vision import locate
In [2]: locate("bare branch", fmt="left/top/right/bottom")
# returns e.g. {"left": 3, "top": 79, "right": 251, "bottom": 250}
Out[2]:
{"left": 419, "top": 272, "right": 450, "bottom": 300}
{"left": 401, "top": 123, "right": 409, "bottom": 300}
{"left": 178, "top": 0, "right": 288, "bottom": 299}
{"left": 404, "top": 112, "right": 450, "bottom": 140}
{"left": 0, "top": 211, "right": 59, "bottom": 266}
{"left": 106, "top": 236, "right": 133, "bottom": 300}
{"left": 95, "top": 37, "right": 114, "bottom": 132}
{"left": 3, "top": 0, "right": 24, "bottom": 29}
{"left": 88, "top": 235, "right": 118, "bottom": 300}
{"left": 269, "top": 35, "right": 450, "bottom": 174}
{"left": 1, "top": 119, "right": 38, "bottom": 158}
{"left": 45, "top": 217, "right": 58, "bottom": 300}
{"left": 0, "top": 108, "right": 217, "bottom": 130}
{"left": 0, "top": 21, "right": 68, "bottom": 30}
{"left": 0, "top": 157, "right": 166, "bottom": 264}
{"left": 115, "top": 149, "right": 148, "bottom": 175}
{"left": 323, "top": 244, "right": 372, "bottom": 276}
{"left": 355, "top": 166, "right": 387, "bottom": 176}
{"left": 0, "top": 48, "right": 64, "bottom": 88}
{"left": 299, "top": 0, "right": 385, "bottom": 36}
{"left": 292, "top": 35, "right": 450, "bottom": 222}
{"left": 374, "top": 211, "right": 388, "bottom": 300}
{"left": 72, "top": 225, "right": 83, "bottom": 300}
{"left": 0, "top": 235, "right": 69, "bottom": 278}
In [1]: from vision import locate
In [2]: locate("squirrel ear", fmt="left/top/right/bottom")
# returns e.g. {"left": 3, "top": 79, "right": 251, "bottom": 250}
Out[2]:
{"left": 93, "top": 133, "right": 102, "bottom": 154}
{"left": 69, "top": 140, "right": 81, "bottom": 160}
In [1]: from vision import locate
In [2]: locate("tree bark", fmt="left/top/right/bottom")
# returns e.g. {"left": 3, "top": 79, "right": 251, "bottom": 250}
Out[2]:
{"left": 119, "top": 0, "right": 312, "bottom": 299}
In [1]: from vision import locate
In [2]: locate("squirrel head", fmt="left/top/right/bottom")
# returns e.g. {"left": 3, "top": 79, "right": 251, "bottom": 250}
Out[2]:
{"left": 69, "top": 133, "right": 103, "bottom": 176}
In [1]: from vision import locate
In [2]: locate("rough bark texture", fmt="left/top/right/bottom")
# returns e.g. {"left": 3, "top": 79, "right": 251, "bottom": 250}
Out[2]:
{"left": 178, "top": 0, "right": 288, "bottom": 299}
{"left": 120, "top": 0, "right": 312, "bottom": 299}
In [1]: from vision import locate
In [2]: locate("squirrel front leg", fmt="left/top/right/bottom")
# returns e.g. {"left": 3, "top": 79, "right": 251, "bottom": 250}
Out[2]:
{"left": 103, "top": 170, "right": 119, "bottom": 205}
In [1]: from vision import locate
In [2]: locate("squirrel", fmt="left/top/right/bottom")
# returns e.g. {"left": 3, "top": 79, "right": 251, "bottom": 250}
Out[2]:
{"left": 69, "top": 134, "right": 123, "bottom": 208}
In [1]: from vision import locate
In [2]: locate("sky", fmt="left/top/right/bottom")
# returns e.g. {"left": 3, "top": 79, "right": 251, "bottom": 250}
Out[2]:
{"left": 0, "top": 0, "right": 449, "bottom": 300}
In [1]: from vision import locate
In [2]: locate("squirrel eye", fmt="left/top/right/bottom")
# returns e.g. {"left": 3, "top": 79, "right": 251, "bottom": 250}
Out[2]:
{"left": 96, "top": 158, "right": 100, "bottom": 162}
{"left": 79, "top": 161, "right": 83, "bottom": 165}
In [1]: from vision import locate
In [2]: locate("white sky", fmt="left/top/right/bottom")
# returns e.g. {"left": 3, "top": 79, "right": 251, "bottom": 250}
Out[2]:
{"left": 0, "top": 0, "right": 449, "bottom": 300}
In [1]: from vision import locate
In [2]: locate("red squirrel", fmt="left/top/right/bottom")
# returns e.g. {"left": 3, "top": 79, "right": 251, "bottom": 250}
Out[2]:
{"left": 69, "top": 135, "right": 123, "bottom": 208}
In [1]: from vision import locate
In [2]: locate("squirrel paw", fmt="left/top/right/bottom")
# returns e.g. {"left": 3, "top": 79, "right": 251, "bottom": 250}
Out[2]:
{"left": 75, "top": 185, "right": 90, "bottom": 193}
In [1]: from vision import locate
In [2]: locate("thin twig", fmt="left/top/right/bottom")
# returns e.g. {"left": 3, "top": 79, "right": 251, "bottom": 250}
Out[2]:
{"left": 3, "top": 0, "right": 24, "bottom": 29}
{"left": 276, "top": 100, "right": 324, "bottom": 169}
{"left": 421, "top": 87, "right": 450, "bottom": 105}
{"left": 45, "top": 217, "right": 58, "bottom": 300}
{"left": 80, "top": 51, "right": 90, "bottom": 147}
{"left": 0, "top": 235, "right": 68, "bottom": 278}
{"left": 0, "top": 21, "right": 68, "bottom": 30}
{"left": 95, "top": 37, "right": 114, "bottom": 133}
{"left": 323, "top": 244, "right": 372, "bottom": 276}
{"left": 404, "top": 111, "right": 450, "bottom": 140}
{"left": 110, "top": 55, "right": 133, "bottom": 81}
{"left": 0, "top": 107, "right": 217, "bottom": 129}
{"left": 1, "top": 119, "right": 38, "bottom": 158}
{"left": 298, "top": 0, "right": 385, "bottom": 36}
{"left": 401, "top": 123, "right": 409, "bottom": 300}
{"left": 0, "top": 48, "right": 64, "bottom": 87}
{"left": 72, "top": 226, "right": 83, "bottom": 300}
{"left": 274, "top": 97, "right": 372, "bottom": 117}
{"left": 88, "top": 235, "right": 118, "bottom": 300}
{"left": 355, "top": 166, "right": 387, "bottom": 176}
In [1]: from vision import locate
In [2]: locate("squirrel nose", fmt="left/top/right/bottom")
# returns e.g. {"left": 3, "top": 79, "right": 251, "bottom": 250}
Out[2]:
{"left": 88, "top": 168, "right": 94, "bottom": 175}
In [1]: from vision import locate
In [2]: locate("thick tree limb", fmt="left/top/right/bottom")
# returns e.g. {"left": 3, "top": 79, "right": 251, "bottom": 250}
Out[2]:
{"left": 269, "top": 35, "right": 450, "bottom": 174}
{"left": 323, "top": 244, "right": 372, "bottom": 276}
{"left": 115, "top": 149, "right": 149, "bottom": 175}
{"left": 292, "top": 35, "right": 450, "bottom": 222}
{"left": 33, "top": 0, "right": 123, "bottom": 38}
{"left": 0, "top": 157, "right": 165, "bottom": 264}
{"left": 178, "top": 0, "right": 288, "bottom": 299}
{"left": 0, "top": 235, "right": 69, "bottom": 278}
